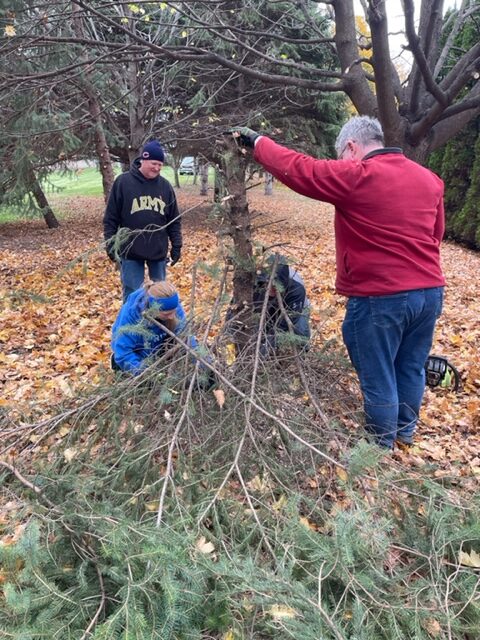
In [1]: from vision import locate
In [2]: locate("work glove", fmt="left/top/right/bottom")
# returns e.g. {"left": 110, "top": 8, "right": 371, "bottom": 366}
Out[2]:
{"left": 105, "top": 238, "right": 117, "bottom": 262}
{"left": 170, "top": 246, "right": 181, "bottom": 266}
{"left": 226, "top": 126, "right": 260, "bottom": 149}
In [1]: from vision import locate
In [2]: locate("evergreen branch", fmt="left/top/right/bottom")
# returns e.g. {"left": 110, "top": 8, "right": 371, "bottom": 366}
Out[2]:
{"left": 198, "top": 256, "right": 290, "bottom": 524}
{"left": 79, "top": 564, "right": 106, "bottom": 640}
{"left": 235, "top": 462, "right": 276, "bottom": 560}
{"left": 0, "top": 459, "right": 55, "bottom": 509}
{"left": 154, "top": 361, "right": 199, "bottom": 527}
{"left": 148, "top": 316, "right": 347, "bottom": 469}
{"left": 273, "top": 283, "right": 331, "bottom": 429}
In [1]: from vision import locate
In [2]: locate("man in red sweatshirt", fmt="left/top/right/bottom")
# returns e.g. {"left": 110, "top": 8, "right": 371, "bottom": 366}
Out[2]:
{"left": 231, "top": 116, "right": 445, "bottom": 450}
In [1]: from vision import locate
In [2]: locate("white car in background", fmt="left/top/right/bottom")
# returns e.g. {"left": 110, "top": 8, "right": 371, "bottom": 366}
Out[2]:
{"left": 179, "top": 156, "right": 197, "bottom": 175}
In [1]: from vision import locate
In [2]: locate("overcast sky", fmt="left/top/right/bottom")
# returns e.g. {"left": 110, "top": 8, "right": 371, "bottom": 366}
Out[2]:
{"left": 353, "top": 1, "right": 459, "bottom": 61}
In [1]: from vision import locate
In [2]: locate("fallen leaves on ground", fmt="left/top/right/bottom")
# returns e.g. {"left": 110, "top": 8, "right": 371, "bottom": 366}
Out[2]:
{"left": 0, "top": 186, "right": 478, "bottom": 474}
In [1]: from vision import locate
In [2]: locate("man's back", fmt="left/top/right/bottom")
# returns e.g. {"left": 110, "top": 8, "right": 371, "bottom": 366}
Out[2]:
{"left": 254, "top": 138, "right": 445, "bottom": 296}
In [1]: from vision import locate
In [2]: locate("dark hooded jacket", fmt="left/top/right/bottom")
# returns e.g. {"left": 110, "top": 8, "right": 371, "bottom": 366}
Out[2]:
{"left": 253, "top": 263, "right": 309, "bottom": 333}
{"left": 103, "top": 159, "right": 182, "bottom": 261}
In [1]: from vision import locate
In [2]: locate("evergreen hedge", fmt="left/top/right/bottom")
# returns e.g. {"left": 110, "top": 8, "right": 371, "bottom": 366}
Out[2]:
{"left": 429, "top": 118, "right": 480, "bottom": 250}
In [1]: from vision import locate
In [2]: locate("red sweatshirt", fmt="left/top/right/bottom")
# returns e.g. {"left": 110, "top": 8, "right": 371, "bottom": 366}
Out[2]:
{"left": 254, "top": 137, "right": 445, "bottom": 297}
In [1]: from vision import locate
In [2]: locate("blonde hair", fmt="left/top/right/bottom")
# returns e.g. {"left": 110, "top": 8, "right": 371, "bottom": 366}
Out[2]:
{"left": 143, "top": 280, "right": 179, "bottom": 331}
{"left": 144, "top": 280, "right": 178, "bottom": 299}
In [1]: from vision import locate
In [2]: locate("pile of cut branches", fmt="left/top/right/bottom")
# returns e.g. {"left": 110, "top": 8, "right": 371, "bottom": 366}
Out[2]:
{"left": 1, "top": 308, "right": 479, "bottom": 639}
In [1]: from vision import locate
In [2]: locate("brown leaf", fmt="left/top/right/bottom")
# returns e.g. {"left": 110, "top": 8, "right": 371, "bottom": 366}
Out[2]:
{"left": 213, "top": 388, "right": 225, "bottom": 408}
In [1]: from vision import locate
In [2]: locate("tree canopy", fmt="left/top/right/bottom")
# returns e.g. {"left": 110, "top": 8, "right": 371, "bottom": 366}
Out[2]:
{"left": 2, "top": 1, "right": 479, "bottom": 164}
{"left": 1, "top": 0, "right": 480, "bottom": 230}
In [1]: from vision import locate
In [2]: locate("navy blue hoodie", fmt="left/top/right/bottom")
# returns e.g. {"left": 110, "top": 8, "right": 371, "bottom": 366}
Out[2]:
{"left": 103, "top": 159, "right": 182, "bottom": 261}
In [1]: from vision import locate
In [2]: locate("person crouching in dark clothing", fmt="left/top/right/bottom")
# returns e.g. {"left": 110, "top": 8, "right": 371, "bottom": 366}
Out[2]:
{"left": 253, "top": 260, "right": 311, "bottom": 353}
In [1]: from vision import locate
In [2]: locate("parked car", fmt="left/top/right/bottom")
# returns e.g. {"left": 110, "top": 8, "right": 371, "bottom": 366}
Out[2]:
{"left": 179, "top": 156, "right": 197, "bottom": 175}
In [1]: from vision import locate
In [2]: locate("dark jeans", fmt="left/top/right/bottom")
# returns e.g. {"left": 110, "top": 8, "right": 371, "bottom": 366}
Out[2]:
{"left": 342, "top": 287, "right": 444, "bottom": 449}
{"left": 120, "top": 259, "right": 167, "bottom": 301}
{"left": 292, "top": 309, "right": 311, "bottom": 340}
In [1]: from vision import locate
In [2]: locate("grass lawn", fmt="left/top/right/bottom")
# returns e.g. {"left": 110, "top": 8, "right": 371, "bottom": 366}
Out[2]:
{"left": 44, "top": 166, "right": 120, "bottom": 197}
{"left": 44, "top": 165, "right": 206, "bottom": 197}
{"left": 44, "top": 167, "right": 208, "bottom": 196}
{"left": 0, "top": 165, "right": 211, "bottom": 223}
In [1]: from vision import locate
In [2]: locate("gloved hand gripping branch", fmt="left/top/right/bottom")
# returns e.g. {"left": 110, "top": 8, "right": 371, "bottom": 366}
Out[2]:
{"left": 225, "top": 126, "right": 261, "bottom": 149}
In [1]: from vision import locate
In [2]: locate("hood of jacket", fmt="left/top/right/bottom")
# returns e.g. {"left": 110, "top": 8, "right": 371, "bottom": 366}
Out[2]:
{"left": 130, "top": 158, "right": 160, "bottom": 184}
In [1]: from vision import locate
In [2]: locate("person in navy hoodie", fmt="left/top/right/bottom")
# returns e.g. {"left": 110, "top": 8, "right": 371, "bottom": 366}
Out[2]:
{"left": 229, "top": 117, "right": 445, "bottom": 450}
{"left": 111, "top": 280, "right": 196, "bottom": 374}
{"left": 104, "top": 140, "right": 182, "bottom": 300}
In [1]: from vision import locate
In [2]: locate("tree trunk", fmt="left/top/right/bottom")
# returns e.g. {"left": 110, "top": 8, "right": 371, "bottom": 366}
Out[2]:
{"left": 86, "top": 85, "right": 116, "bottom": 200}
{"left": 219, "top": 138, "right": 255, "bottom": 353}
{"left": 27, "top": 163, "right": 60, "bottom": 228}
{"left": 125, "top": 7, "right": 146, "bottom": 162}
{"left": 72, "top": 2, "right": 115, "bottom": 200}
{"left": 170, "top": 153, "right": 181, "bottom": 188}
{"left": 199, "top": 162, "right": 209, "bottom": 196}
{"left": 402, "top": 137, "right": 431, "bottom": 165}
{"left": 214, "top": 166, "right": 225, "bottom": 203}
{"left": 264, "top": 172, "right": 273, "bottom": 195}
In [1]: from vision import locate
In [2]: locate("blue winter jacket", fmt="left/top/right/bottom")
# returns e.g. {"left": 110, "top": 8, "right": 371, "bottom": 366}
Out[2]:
{"left": 111, "top": 288, "right": 198, "bottom": 374}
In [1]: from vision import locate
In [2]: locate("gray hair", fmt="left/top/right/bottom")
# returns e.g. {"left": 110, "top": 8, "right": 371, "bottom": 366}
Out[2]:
{"left": 335, "top": 116, "right": 384, "bottom": 157}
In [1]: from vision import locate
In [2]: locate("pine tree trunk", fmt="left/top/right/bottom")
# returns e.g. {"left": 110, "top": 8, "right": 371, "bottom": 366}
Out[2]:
{"left": 86, "top": 86, "right": 115, "bottom": 201}
{"left": 27, "top": 163, "right": 60, "bottom": 229}
{"left": 220, "top": 138, "right": 254, "bottom": 352}
{"left": 127, "top": 62, "right": 145, "bottom": 162}
{"left": 264, "top": 172, "right": 273, "bottom": 195}
{"left": 214, "top": 166, "right": 225, "bottom": 203}
{"left": 199, "top": 162, "right": 209, "bottom": 196}
{"left": 125, "top": 7, "right": 146, "bottom": 162}
{"left": 72, "top": 2, "right": 115, "bottom": 201}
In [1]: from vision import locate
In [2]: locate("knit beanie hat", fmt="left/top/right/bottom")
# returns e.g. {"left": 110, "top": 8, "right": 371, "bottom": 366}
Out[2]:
{"left": 141, "top": 140, "right": 165, "bottom": 162}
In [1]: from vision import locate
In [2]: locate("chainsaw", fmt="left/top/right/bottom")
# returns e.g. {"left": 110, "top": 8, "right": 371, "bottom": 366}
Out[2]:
{"left": 425, "top": 355, "right": 460, "bottom": 391}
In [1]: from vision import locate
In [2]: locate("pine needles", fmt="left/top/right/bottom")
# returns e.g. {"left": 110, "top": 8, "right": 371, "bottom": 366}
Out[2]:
{"left": 0, "top": 305, "right": 479, "bottom": 639}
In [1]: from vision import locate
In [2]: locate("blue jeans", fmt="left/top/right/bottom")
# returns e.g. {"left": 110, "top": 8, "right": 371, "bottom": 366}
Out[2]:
{"left": 342, "top": 287, "right": 444, "bottom": 449}
{"left": 293, "top": 308, "right": 311, "bottom": 340}
{"left": 120, "top": 259, "right": 167, "bottom": 301}
{"left": 265, "top": 309, "right": 311, "bottom": 354}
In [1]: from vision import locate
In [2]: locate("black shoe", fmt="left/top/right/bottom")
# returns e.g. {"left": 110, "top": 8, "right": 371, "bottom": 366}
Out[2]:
{"left": 110, "top": 353, "right": 121, "bottom": 371}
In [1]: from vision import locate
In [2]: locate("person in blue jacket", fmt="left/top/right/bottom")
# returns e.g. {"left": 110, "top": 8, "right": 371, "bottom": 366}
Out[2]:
{"left": 103, "top": 140, "right": 182, "bottom": 300}
{"left": 111, "top": 280, "right": 196, "bottom": 374}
